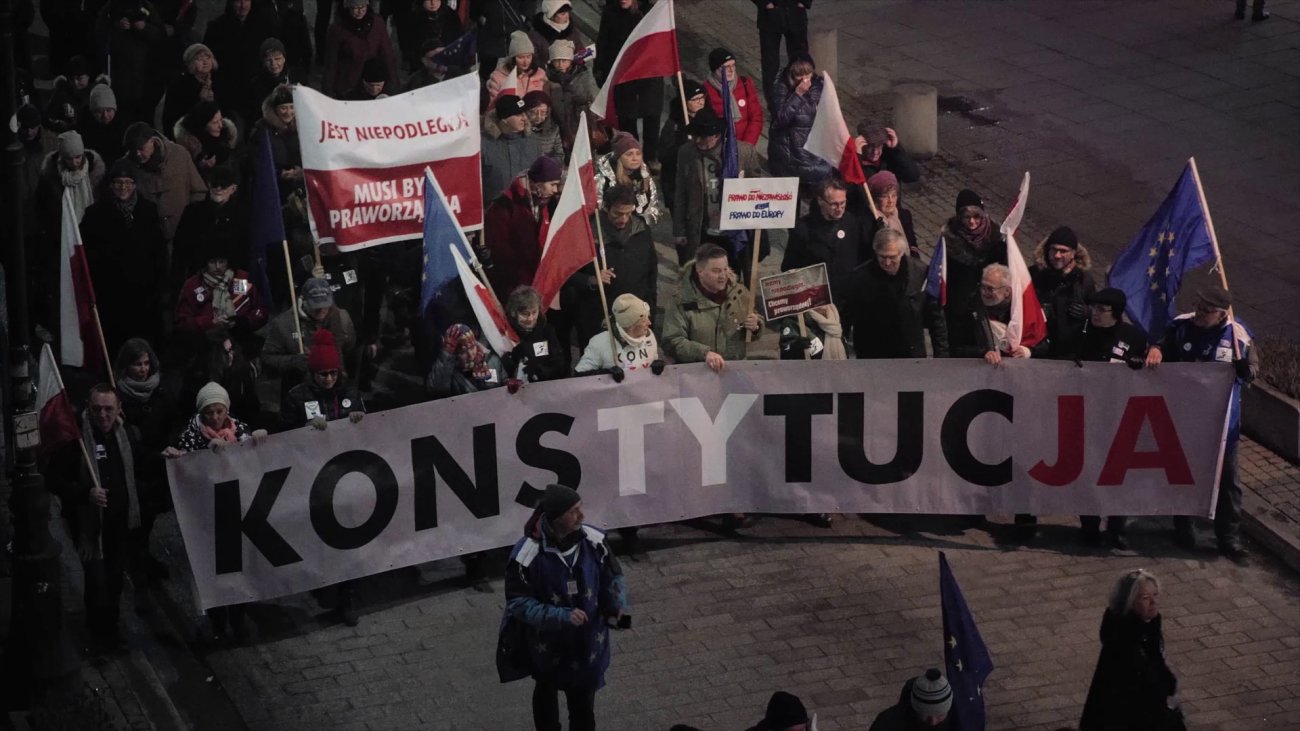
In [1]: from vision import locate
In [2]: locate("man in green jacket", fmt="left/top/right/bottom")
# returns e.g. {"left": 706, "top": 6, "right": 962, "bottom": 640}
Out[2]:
{"left": 663, "top": 244, "right": 763, "bottom": 372}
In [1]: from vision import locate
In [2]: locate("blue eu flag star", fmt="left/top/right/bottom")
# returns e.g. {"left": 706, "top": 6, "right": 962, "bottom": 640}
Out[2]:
{"left": 940, "top": 552, "right": 994, "bottom": 731}
{"left": 1108, "top": 161, "right": 1216, "bottom": 342}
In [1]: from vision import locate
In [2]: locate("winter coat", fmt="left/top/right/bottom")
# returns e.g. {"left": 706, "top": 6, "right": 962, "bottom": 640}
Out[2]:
{"left": 43, "top": 75, "right": 93, "bottom": 133}
{"left": 767, "top": 71, "right": 833, "bottom": 184}
{"left": 270, "top": 0, "right": 313, "bottom": 75}
{"left": 174, "top": 268, "right": 269, "bottom": 334}
{"left": 73, "top": 411, "right": 142, "bottom": 561}
{"left": 202, "top": 2, "right": 281, "bottom": 99}
{"left": 116, "top": 367, "right": 178, "bottom": 514}
{"left": 1031, "top": 244, "right": 1096, "bottom": 358}
{"left": 323, "top": 8, "right": 397, "bottom": 98}
{"left": 1080, "top": 611, "right": 1181, "bottom": 731}
{"left": 262, "top": 306, "right": 358, "bottom": 378}
{"left": 866, "top": 207, "right": 919, "bottom": 255}
{"left": 658, "top": 108, "right": 689, "bottom": 214}
{"left": 161, "top": 71, "right": 230, "bottom": 141}
{"left": 546, "top": 65, "right": 597, "bottom": 150}
{"left": 595, "top": 3, "right": 661, "bottom": 119}
{"left": 576, "top": 325, "right": 659, "bottom": 374}
{"left": 172, "top": 195, "right": 251, "bottom": 288}
{"left": 36, "top": 149, "right": 105, "bottom": 242}
{"left": 280, "top": 377, "right": 365, "bottom": 430}
{"left": 849, "top": 145, "right": 921, "bottom": 219}
{"left": 428, "top": 348, "right": 506, "bottom": 397}
{"left": 673, "top": 139, "right": 763, "bottom": 254}
{"left": 79, "top": 196, "right": 168, "bottom": 348}
{"left": 705, "top": 74, "right": 764, "bottom": 146}
{"left": 174, "top": 115, "right": 240, "bottom": 182}
{"left": 528, "top": 11, "right": 590, "bottom": 69}
{"left": 397, "top": 2, "right": 462, "bottom": 69}
{"left": 1157, "top": 314, "right": 1256, "bottom": 440}
{"left": 663, "top": 264, "right": 762, "bottom": 363}
{"left": 502, "top": 319, "right": 568, "bottom": 383}
{"left": 77, "top": 113, "right": 127, "bottom": 166}
{"left": 473, "top": 0, "right": 531, "bottom": 59}
{"left": 502, "top": 512, "right": 627, "bottom": 689}
{"left": 1069, "top": 319, "right": 1148, "bottom": 368}
{"left": 752, "top": 0, "right": 811, "bottom": 33}
{"left": 94, "top": 0, "right": 168, "bottom": 111}
{"left": 940, "top": 218, "right": 1006, "bottom": 355}
{"left": 532, "top": 115, "right": 565, "bottom": 166}
{"left": 481, "top": 110, "right": 542, "bottom": 201}
{"left": 483, "top": 185, "right": 547, "bottom": 297}
{"left": 564, "top": 210, "right": 657, "bottom": 340}
{"left": 782, "top": 207, "right": 869, "bottom": 311}
{"left": 867, "top": 677, "right": 952, "bottom": 731}
{"left": 250, "top": 98, "right": 303, "bottom": 201}
{"left": 132, "top": 132, "right": 209, "bottom": 242}
{"left": 242, "top": 67, "right": 294, "bottom": 136}
{"left": 172, "top": 413, "right": 252, "bottom": 453}
{"left": 847, "top": 256, "right": 948, "bottom": 359}
{"left": 487, "top": 63, "right": 549, "bottom": 105}
{"left": 594, "top": 151, "right": 660, "bottom": 225}
{"left": 951, "top": 298, "right": 1050, "bottom": 359}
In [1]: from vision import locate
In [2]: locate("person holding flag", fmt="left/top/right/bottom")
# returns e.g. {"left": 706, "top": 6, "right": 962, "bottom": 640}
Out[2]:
{"left": 488, "top": 31, "right": 548, "bottom": 104}
{"left": 671, "top": 109, "right": 762, "bottom": 265}
{"left": 704, "top": 48, "right": 763, "bottom": 146}
{"left": 483, "top": 155, "right": 563, "bottom": 297}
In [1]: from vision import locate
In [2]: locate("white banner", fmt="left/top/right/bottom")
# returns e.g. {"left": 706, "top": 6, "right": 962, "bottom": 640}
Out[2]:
{"left": 295, "top": 74, "right": 483, "bottom": 252}
{"left": 167, "top": 360, "right": 1233, "bottom": 609}
{"left": 720, "top": 177, "right": 800, "bottom": 230}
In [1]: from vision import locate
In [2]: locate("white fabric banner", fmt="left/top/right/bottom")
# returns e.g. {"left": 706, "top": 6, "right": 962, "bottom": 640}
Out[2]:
{"left": 294, "top": 74, "right": 483, "bottom": 251}
{"left": 167, "top": 360, "right": 1233, "bottom": 609}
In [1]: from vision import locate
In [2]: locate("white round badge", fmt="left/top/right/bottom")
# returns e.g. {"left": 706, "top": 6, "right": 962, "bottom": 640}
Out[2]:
{"left": 1183, "top": 343, "right": 1193, "bottom": 351}
{"left": 738, "top": 98, "right": 746, "bottom": 107}
{"left": 196, "top": 293, "right": 205, "bottom": 302}
{"left": 836, "top": 229, "right": 846, "bottom": 239}
{"left": 342, "top": 399, "right": 352, "bottom": 408}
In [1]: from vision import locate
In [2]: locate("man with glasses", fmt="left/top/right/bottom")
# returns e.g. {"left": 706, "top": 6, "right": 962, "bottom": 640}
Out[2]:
{"left": 783, "top": 179, "right": 867, "bottom": 320}
{"left": 1145, "top": 285, "right": 1257, "bottom": 561}
{"left": 1032, "top": 225, "right": 1096, "bottom": 359}
{"left": 846, "top": 229, "right": 947, "bottom": 360}
{"left": 956, "top": 264, "right": 1045, "bottom": 363}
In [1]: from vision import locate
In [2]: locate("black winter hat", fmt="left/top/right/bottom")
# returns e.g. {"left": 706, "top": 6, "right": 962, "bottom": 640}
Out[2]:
{"left": 539, "top": 484, "right": 580, "bottom": 519}
{"left": 685, "top": 108, "right": 724, "bottom": 137}
{"left": 1196, "top": 284, "right": 1231, "bottom": 310}
{"left": 681, "top": 78, "right": 705, "bottom": 100}
{"left": 708, "top": 47, "right": 735, "bottom": 72}
{"left": 208, "top": 164, "right": 239, "bottom": 189}
{"left": 1046, "top": 225, "right": 1079, "bottom": 250}
{"left": 494, "top": 93, "right": 527, "bottom": 119}
{"left": 1086, "top": 287, "right": 1127, "bottom": 312}
{"left": 955, "top": 188, "right": 983, "bottom": 213}
{"left": 758, "top": 691, "right": 809, "bottom": 730}
{"left": 108, "top": 158, "right": 138, "bottom": 181}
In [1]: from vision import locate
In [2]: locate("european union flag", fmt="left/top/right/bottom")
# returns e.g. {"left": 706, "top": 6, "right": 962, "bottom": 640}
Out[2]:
{"left": 420, "top": 170, "right": 469, "bottom": 315}
{"left": 432, "top": 31, "right": 477, "bottom": 70}
{"left": 1107, "top": 161, "right": 1216, "bottom": 342}
{"left": 720, "top": 71, "right": 748, "bottom": 256}
{"left": 940, "top": 552, "right": 994, "bottom": 731}
{"left": 249, "top": 126, "right": 286, "bottom": 306}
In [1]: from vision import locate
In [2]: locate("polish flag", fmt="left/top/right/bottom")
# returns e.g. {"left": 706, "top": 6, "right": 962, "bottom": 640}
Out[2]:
{"left": 590, "top": 0, "right": 680, "bottom": 123}
{"left": 803, "top": 71, "right": 865, "bottom": 185}
{"left": 36, "top": 343, "right": 82, "bottom": 455}
{"left": 533, "top": 115, "right": 597, "bottom": 310}
{"left": 503, "top": 65, "right": 519, "bottom": 96}
{"left": 452, "top": 244, "right": 517, "bottom": 357}
{"left": 1001, "top": 172, "right": 1047, "bottom": 351}
{"left": 59, "top": 190, "right": 105, "bottom": 372}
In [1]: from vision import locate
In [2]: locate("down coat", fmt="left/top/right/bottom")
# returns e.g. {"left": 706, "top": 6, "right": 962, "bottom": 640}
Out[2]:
{"left": 767, "top": 71, "right": 833, "bottom": 184}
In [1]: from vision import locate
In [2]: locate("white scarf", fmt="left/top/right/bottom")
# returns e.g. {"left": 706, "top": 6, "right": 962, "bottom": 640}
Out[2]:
{"left": 60, "top": 159, "right": 95, "bottom": 220}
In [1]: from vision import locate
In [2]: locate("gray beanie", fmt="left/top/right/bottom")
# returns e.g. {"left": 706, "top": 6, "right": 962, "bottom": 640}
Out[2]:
{"left": 911, "top": 669, "right": 953, "bottom": 717}
{"left": 508, "top": 30, "right": 535, "bottom": 58}
{"left": 88, "top": 83, "right": 117, "bottom": 112}
{"left": 57, "top": 131, "right": 85, "bottom": 159}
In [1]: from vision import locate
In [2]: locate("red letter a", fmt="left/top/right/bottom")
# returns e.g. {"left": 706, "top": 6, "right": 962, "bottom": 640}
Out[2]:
{"left": 1098, "top": 396, "right": 1194, "bottom": 486}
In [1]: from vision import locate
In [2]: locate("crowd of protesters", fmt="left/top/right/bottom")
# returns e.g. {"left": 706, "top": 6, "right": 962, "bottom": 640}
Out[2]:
{"left": 10, "top": 0, "right": 1250, "bottom": 729}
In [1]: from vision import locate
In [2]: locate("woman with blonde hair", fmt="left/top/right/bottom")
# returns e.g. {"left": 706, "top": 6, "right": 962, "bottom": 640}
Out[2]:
{"left": 594, "top": 131, "right": 660, "bottom": 226}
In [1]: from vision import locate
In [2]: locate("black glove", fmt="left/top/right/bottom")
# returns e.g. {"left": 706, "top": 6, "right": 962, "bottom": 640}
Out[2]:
{"left": 608, "top": 366, "right": 624, "bottom": 383}
{"left": 1233, "top": 358, "right": 1253, "bottom": 380}
{"left": 786, "top": 336, "right": 812, "bottom": 352}
{"left": 1067, "top": 300, "right": 1088, "bottom": 320}
{"left": 650, "top": 359, "right": 665, "bottom": 375}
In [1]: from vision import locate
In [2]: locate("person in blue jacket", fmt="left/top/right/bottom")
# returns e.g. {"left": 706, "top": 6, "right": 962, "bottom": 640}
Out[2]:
{"left": 1145, "top": 285, "right": 1258, "bottom": 561}
{"left": 502, "top": 484, "right": 628, "bottom": 731}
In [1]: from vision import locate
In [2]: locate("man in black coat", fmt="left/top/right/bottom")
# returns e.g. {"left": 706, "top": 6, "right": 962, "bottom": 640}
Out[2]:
{"left": 783, "top": 178, "right": 867, "bottom": 322}
{"left": 172, "top": 165, "right": 251, "bottom": 292}
{"left": 565, "top": 185, "right": 658, "bottom": 343}
{"left": 80, "top": 160, "right": 168, "bottom": 353}
{"left": 751, "top": 0, "right": 809, "bottom": 96}
{"left": 847, "top": 229, "right": 948, "bottom": 359}
{"left": 1031, "top": 225, "right": 1096, "bottom": 359}
{"left": 203, "top": 0, "right": 282, "bottom": 106}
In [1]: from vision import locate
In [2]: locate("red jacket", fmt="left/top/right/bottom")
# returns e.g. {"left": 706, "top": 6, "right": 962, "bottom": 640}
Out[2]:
{"left": 174, "top": 270, "right": 269, "bottom": 334}
{"left": 705, "top": 75, "right": 764, "bottom": 146}
{"left": 483, "top": 184, "right": 549, "bottom": 297}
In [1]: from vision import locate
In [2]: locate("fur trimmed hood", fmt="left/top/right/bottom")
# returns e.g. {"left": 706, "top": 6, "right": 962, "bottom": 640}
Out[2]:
{"left": 1034, "top": 241, "right": 1092, "bottom": 271}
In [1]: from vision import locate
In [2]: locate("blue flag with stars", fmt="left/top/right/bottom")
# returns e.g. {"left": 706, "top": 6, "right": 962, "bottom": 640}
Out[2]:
{"left": 940, "top": 552, "right": 993, "bottom": 731}
{"left": 720, "top": 71, "right": 749, "bottom": 256}
{"left": 431, "top": 31, "right": 477, "bottom": 70}
{"left": 420, "top": 170, "right": 470, "bottom": 316}
{"left": 1108, "top": 161, "right": 1216, "bottom": 342}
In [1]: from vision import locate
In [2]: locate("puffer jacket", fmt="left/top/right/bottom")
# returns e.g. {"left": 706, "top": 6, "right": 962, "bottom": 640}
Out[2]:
{"left": 663, "top": 264, "right": 763, "bottom": 363}
{"left": 575, "top": 325, "right": 659, "bottom": 374}
{"left": 481, "top": 110, "right": 542, "bottom": 202}
{"left": 546, "top": 65, "right": 598, "bottom": 150}
{"left": 594, "top": 151, "right": 660, "bottom": 225}
{"left": 767, "top": 71, "right": 833, "bottom": 184}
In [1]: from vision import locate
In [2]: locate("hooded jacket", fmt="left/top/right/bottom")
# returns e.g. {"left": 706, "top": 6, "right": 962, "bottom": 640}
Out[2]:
{"left": 250, "top": 95, "right": 304, "bottom": 201}
{"left": 575, "top": 323, "right": 659, "bottom": 374}
{"left": 481, "top": 110, "right": 542, "bottom": 202}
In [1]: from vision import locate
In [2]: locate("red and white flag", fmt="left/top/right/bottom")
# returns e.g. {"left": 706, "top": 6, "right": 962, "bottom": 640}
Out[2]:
{"left": 452, "top": 244, "right": 517, "bottom": 357}
{"left": 502, "top": 65, "right": 519, "bottom": 97}
{"left": 533, "top": 115, "right": 598, "bottom": 310}
{"left": 37, "top": 343, "right": 82, "bottom": 455}
{"left": 59, "top": 190, "right": 105, "bottom": 372}
{"left": 803, "top": 71, "right": 865, "bottom": 185}
{"left": 590, "top": 0, "right": 680, "bottom": 123}
{"left": 1001, "top": 172, "right": 1047, "bottom": 351}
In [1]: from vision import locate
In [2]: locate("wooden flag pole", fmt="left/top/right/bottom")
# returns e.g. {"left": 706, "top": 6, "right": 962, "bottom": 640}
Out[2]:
{"left": 861, "top": 182, "right": 881, "bottom": 221}
{"left": 591, "top": 255, "right": 620, "bottom": 367}
{"left": 1187, "top": 157, "right": 1240, "bottom": 359}
{"left": 55, "top": 352, "right": 106, "bottom": 556}
{"left": 744, "top": 229, "right": 764, "bottom": 343}
{"left": 90, "top": 305, "right": 115, "bottom": 388}
{"left": 675, "top": 71, "right": 691, "bottom": 133}
{"left": 282, "top": 240, "right": 306, "bottom": 354}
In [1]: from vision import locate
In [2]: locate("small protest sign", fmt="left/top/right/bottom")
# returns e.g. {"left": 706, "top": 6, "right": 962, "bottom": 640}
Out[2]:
{"left": 720, "top": 177, "right": 800, "bottom": 230}
{"left": 759, "top": 263, "right": 831, "bottom": 321}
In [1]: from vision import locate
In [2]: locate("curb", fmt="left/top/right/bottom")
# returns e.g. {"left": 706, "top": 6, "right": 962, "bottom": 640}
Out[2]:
{"left": 1242, "top": 485, "right": 1300, "bottom": 573}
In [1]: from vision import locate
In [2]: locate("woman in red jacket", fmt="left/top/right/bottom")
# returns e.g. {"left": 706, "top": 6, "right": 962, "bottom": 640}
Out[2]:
{"left": 703, "top": 47, "right": 764, "bottom": 146}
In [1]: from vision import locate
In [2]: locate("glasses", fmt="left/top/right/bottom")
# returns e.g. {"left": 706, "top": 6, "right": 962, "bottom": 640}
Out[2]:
{"left": 979, "top": 283, "right": 1008, "bottom": 293}
{"left": 110, "top": 180, "right": 136, "bottom": 188}
{"left": 820, "top": 198, "right": 847, "bottom": 208}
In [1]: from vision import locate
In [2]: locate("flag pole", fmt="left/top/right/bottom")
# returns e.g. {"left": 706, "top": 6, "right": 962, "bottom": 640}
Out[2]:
{"left": 591, "top": 254, "right": 620, "bottom": 368}
{"left": 282, "top": 240, "right": 306, "bottom": 354}
{"left": 796, "top": 311, "right": 810, "bottom": 360}
{"left": 54, "top": 356, "right": 106, "bottom": 556}
{"left": 73, "top": 242, "right": 116, "bottom": 386}
{"left": 1187, "top": 156, "right": 1240, "bottom": 359}
{"left": 675, "top": 71, "right": 691, "bottom": 134}
{"left": 744, "top": 229, "right": 763, "bottom": 343}
{"left": 861, "top": 183, "right": 881, "bottom": 220}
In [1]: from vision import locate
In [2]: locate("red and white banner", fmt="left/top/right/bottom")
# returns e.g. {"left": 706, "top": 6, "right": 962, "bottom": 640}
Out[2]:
{"left": 296, "top": 74, "right": 483, "bottom": 252}
{"left": 533, "top": 114, "right": 597, "bottom": 310}
{"left": 590, "top": 0, "right": 679, "bottom": 122}
{"left": 59, "top": 191, "right": 103, "bottom": 371}
{"left": 804, "top": 72, "right": 865, "bottom": 185}
{"left": 37, "top": 343, "right": 81, "bottom": 455}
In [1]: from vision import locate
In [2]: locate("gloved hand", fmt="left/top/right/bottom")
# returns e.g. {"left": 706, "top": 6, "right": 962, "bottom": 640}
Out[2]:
{"left": 785, "top": 337, "right": 812, "bottom": 353}
{"left": 651, "top": 359, "right": 665, "bottom": 375}
{"left": 1233, "top": 359, "right": 1253, "bottom": 380}
{"left": 349, "top": 411, "right": 365, "bottom": 423}
{"left": 608, "top": 366, "right": 625, "bottom": 383}
{"left": 309, "top": 417, "right": 328, "bottom": 430}
{"left": 1068, "top": 300, "right": 1088, "bottom": 320}
{"left": 506, "top": 377, "right": 524, "bottom": 394}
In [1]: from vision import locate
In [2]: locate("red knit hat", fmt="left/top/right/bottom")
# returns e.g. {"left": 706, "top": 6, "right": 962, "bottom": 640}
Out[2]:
{"left": 307, "top": 329, "right": 341, "bottom": 372}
